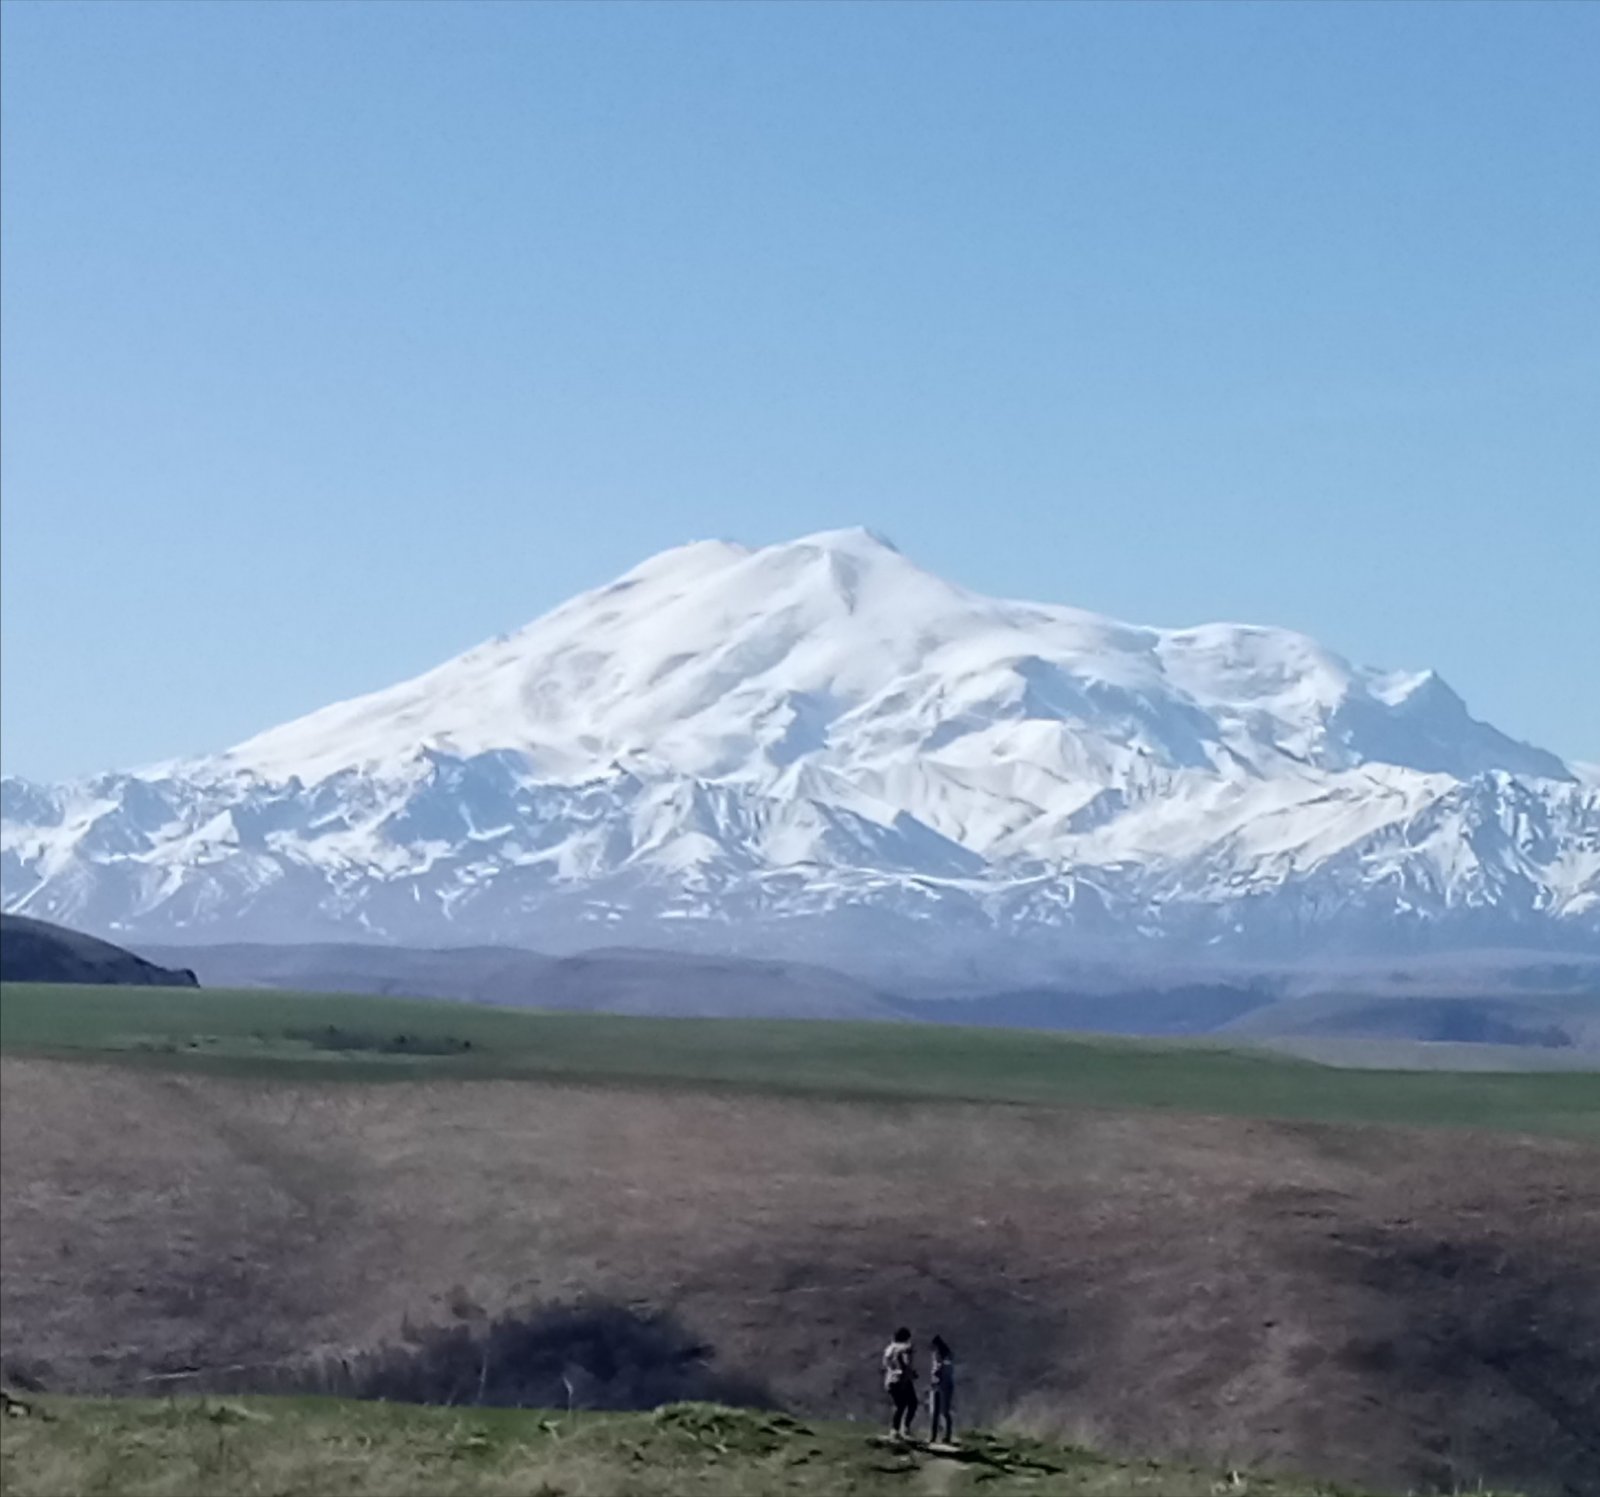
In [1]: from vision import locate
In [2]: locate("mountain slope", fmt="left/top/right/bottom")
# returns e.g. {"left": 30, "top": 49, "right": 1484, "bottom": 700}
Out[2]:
{"left": 3, "top": 528, "right": 1596, "bottom": 956}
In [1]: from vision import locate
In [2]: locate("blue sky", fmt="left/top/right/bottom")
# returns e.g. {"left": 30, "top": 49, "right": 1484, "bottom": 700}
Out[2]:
{"left": 2, "top": 0, "right": 1596, "bottom": 779}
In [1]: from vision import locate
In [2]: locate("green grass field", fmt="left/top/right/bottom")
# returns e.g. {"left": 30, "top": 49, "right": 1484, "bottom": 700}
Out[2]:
{"left": 4, "top": 981, "right": 1596, "bottom": 1136}
{"left": 0, "top": 1395, "right": 1390, "bottom": 1496}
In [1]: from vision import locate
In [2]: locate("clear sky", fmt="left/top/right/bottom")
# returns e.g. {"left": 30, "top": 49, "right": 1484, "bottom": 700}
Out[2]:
{"left": 2, "top": 0, "right": 1596, "bottom": 780}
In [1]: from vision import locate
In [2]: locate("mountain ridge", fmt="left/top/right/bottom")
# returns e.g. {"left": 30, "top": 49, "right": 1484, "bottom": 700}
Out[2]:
{"left": 4, "top": 528, "right": 1596, "bottom": 956}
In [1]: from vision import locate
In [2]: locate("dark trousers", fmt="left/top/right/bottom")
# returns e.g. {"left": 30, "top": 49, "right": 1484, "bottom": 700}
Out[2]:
{"left": 930, "top": 1382, "right": 954, "bottom": 1442}
{"left": 888, "top": 1377, "right": 918, "bottom": 1433}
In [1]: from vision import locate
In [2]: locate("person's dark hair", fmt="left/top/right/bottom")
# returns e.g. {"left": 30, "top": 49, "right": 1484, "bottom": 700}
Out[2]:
{"left": 931, "top": 1335, "right": 951, "bottom": 1358}
{"left": 893, "top": 1327, "right": 912, "bottom": 1342}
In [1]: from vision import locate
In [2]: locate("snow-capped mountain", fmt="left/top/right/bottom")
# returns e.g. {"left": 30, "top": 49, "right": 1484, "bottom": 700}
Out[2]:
{"left": 4, "top": 528, "right": 1597, "bottom": 958}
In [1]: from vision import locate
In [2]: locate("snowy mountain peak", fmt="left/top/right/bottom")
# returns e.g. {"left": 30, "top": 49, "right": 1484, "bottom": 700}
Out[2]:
{"left": 607, "top": 527, "right": 901, "bottom": 592}
{"left": 3, "top": 530, "right": 1594, "bottom": 955}
{"left": 780, "top": 523, "right": 903, "bottom": 555}
{"left": 203, "top": 531, "right": 1561, "bottom": 793}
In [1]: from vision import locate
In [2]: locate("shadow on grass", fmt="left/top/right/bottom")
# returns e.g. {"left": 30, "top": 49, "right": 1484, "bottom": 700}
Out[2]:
{"left": 240, "top": 1299, "right": 772, "bottom": 1413}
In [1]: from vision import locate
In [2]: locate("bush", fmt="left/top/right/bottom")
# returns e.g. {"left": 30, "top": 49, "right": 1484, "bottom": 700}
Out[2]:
{"left": 251, "top": 1300, "right": 770, "bottom": 1412}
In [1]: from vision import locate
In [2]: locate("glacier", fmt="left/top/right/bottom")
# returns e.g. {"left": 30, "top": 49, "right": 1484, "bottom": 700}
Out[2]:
{"left": 3, "top": 527, "right": 1597, "bottom": 959}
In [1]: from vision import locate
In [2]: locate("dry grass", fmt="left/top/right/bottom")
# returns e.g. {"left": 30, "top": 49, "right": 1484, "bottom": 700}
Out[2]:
{"left": 2, "top": 1058, "right": 1597, "bottom": 1495}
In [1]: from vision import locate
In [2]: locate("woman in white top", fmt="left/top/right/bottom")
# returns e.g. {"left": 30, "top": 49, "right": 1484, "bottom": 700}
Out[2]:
{"left": 881, "top": 1327, "right": 918, "bottom": 1439}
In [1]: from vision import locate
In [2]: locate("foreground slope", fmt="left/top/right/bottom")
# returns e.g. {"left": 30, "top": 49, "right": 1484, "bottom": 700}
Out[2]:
{"left": 5, "top": 529, "right": 1595, "bottom": 955}
{"left": 0, "top": 1398, "right": 1372, "bottom": 1497}
{"left": 3, "top": 1060, "right": 1593, "bottom": 1495}
{"left": 2, "top": 990, "right": 1597, "bottom": 1494}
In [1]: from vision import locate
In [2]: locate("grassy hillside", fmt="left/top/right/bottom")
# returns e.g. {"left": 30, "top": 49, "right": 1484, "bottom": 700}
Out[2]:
{"left": 1222, "top": 990, "right": 1600, "bottom": 1052}
{"left": 0, "top": 1395, "right": 1390, "bottom": 1496}
{"left": 4, "top": 988, "right": 1597, "bottom": 1494}
{"left": 1258, "top": 1036, "right": 1600, "bottom": 1071}
{"left": 3, "top": 981, "right": 1597, "bottom": 1136}
{"left": 4, "top": 1055, "right": 1596, "bottom": 1494}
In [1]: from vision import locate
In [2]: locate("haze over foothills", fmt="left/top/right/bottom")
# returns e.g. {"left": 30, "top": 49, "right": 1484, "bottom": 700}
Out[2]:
{"left": 3, "top": 1, "right": 1598, "bottom": 785}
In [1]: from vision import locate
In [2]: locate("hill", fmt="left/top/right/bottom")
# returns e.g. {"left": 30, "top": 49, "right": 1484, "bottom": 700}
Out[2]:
{"left": 130, "top": 937, "right": 1600, "bottom": 1065}
{"left": 132, "top": 940, "right": 899, "bottom": 1020}
{"left": 0, "top": 915, "right": 197, "bottom": 989}
{"left": 2, "top": 985, "right": 1598, "bottom": 1494}
{"left": 1221, "top": 990, "right": 1600, "bottom": 1052}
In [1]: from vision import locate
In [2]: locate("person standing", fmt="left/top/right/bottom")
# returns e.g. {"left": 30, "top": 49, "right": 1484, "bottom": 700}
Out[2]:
{"left": 928, "top": 1335, "right": 955, "bottom": 1444}
{"left": 881, "top": 1326, "right": 918, "bottom": 1439}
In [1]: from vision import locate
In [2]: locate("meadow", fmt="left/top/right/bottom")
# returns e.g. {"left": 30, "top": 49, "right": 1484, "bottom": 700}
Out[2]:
{"left": 0, "top": 1395, "right": 1381, "bottom": 1497}
{"left": 3, "top": 980, "right": 1597, "bottom": 1137}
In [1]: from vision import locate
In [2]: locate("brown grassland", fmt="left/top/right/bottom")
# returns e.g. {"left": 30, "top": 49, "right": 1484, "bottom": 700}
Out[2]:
{"left": 2, "top": 1053, "right": 1598, "bottom": 1495}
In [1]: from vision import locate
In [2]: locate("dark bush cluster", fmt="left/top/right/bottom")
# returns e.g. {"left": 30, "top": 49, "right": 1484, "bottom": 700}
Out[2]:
{"left": 253, "top": 1300, "right": 769, "bottom": 1412}
{"left": 283, "top": 1025, "right": 474, "bottom": 1056}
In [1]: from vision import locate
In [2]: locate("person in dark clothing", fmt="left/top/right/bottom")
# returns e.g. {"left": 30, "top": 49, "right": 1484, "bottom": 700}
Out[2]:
{"left": 928, "top": 1334, "right": 955, "bottom": 1444}
{"left": 881, "top": 1326, "right": 918, "bottom": 1439}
